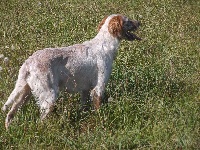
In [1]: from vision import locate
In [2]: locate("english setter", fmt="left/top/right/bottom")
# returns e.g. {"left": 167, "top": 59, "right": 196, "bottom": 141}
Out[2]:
{"left": 2, "top": 14, "right": 141, "bottom": 129}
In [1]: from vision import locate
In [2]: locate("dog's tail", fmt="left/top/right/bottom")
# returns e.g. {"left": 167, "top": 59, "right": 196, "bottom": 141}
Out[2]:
{"left": 2, "top": 63, "right": 31, "bottom": 112}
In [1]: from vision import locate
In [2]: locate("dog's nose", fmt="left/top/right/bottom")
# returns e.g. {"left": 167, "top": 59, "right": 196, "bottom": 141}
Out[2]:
{"left": 137, "top": 21, "right": 141, "bottom": 26}
{"left": 132, "top": 20, "right": 141, "bottom": 28}
{"left": 135, "top": 21, "right": 141, "bottom": 27}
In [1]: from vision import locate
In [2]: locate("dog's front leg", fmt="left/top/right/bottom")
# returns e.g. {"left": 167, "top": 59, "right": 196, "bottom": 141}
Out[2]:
{"left": 91, "top": 85, "right": 105, "bottom": 110}
{"left": 91, "top": 62, "right": 111, "bottom": 110}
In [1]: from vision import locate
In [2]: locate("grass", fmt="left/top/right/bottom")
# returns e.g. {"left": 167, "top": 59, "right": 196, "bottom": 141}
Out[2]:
{"left": 0, "top": 0, "right": 199, "bottom": 149}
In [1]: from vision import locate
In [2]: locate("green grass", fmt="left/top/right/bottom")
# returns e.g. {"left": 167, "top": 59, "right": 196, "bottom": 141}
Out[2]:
{"left": 0, "top": 0, "right": 199, "bottom": 149}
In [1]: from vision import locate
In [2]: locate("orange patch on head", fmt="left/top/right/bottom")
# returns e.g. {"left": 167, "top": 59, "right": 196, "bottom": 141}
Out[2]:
{"left": 97, "top": 16, "right": 108, "bottom": 32}
{"left": 108, "top": 15, "right": 123, "bottom": 38}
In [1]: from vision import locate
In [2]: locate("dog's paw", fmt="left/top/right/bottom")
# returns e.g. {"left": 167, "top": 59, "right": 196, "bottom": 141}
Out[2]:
{"left": 2, "top": 105, "right": 7, "bottom": 112}
{"left": 5, "top": 113, "right": 14, "bottom": 130}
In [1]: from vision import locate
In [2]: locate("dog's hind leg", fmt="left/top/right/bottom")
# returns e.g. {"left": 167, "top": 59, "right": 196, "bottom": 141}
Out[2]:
{"left": 4, "top": 82, "right": 31, "bottom": 129}
{"left": 33, "top": 81, "right": 58, "bottom": 120}
{"left": 2, "top": 66, "right": 29, "bottom": 112}
{"left": 2, "top": 63, "right": 32, "bottom": 129}
{"left": 27, "top": 72, "right": 59, "bottom": 121}
{"left": 39, "top": 89, "right": 58, "bottom": 120}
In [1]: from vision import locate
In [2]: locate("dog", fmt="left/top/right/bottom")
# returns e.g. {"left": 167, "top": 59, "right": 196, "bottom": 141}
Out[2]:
{"left": 2, "top": 14, "right": 141, "bottom": 129}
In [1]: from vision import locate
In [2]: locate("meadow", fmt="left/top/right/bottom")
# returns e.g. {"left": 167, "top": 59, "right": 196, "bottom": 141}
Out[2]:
{"left": 0, "top": 0, "right": 199, "bottom": 149}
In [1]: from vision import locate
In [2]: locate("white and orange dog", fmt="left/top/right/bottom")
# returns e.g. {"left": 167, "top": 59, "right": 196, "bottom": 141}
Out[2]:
{"left": 2, "top": 14, "right": 141, "bottom": 129}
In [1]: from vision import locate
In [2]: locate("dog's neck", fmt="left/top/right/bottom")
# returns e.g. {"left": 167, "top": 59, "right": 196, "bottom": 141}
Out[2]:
{"left": 96, "top": 30, "right": 119, "bottom": 44}
{"left": 91, "top": 32, "right": 120, "bottom": 59}
{"left": 92, "top": 25, "right": 121, "bottom": 55}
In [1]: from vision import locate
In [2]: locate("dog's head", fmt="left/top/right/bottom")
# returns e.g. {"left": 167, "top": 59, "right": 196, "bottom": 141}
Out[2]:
{"left": 98, "top": 14, "right": 141, "bottom": 41}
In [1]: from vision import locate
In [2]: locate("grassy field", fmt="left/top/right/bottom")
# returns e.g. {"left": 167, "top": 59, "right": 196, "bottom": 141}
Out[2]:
{"left": 0, "top": 0, "right": 199, "bottom": 149}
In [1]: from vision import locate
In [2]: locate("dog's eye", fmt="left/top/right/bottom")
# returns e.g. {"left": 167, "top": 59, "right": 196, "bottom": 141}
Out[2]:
{"left": 125, "top": 21, "right": 132, "bottom": 26}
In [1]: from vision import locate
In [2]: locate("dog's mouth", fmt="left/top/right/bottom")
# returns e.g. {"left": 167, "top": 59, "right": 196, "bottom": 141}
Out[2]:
{"left": 124, "top": 20, "right": 142, "bottom": 41}
{"left": 125, "top": 30, "right": 142, "bottom": 41}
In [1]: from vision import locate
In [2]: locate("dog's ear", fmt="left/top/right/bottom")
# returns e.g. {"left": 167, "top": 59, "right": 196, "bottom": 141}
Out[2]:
{"left": 108, "top": 15, "right": 123, "bottom": 38}
{"left": 97, "top": 16, "right": 108, "bottom": 32}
